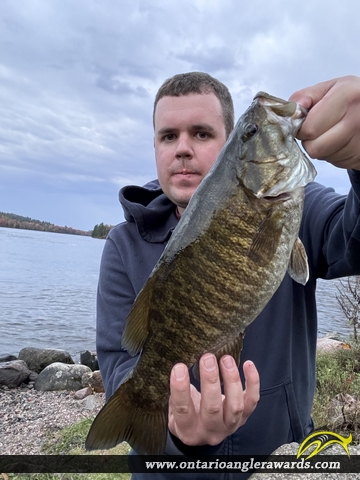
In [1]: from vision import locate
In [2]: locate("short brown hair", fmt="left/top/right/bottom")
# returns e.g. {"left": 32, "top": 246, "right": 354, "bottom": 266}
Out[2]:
{"left": 153, "top": 72, "right": 234, "bottom": 138}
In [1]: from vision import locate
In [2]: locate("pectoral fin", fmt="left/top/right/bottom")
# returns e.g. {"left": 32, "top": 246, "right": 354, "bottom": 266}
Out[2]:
{"left": 248, "top": 210, "right": 283, "bottom": 267}
{"left": 288, "top": 237, "right": 309, "bottom": 285}
{"left": 122, "top": 280, "right": 154, "bottom": 355}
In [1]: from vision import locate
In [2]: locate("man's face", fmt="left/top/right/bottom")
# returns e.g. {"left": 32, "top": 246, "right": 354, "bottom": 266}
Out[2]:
{"left": 154, "top": 93, "right": 227, "bottom": 214}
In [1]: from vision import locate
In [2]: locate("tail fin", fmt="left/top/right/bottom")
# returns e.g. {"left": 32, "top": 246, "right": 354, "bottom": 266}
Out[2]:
{"left": 85, "top": 376, "right": 168, "bottom": 455}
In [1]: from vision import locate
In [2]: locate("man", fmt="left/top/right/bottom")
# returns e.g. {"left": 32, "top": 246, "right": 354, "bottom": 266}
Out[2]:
{"left": 96, "top": 72, "right": 360, "bottom": 478}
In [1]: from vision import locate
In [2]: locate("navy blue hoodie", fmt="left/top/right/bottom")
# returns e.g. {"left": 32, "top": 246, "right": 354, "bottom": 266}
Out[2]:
{"left": 96, "top": 171, "right": 360, "bottom": 479}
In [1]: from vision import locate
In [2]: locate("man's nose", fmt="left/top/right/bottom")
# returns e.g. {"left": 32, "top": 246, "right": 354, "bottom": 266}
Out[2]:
{"left": 175, "top": 135, "right": 193, "bottom": 158}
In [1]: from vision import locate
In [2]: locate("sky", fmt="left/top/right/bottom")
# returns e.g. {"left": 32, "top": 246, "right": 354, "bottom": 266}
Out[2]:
{"left": 0, "top": 0, "right": 359, "bottom": 231}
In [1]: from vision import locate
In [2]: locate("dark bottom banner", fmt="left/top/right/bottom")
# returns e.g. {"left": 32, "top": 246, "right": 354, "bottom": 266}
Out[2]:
{"left": 0, "top": 454, "right": 357, "bottom": 474}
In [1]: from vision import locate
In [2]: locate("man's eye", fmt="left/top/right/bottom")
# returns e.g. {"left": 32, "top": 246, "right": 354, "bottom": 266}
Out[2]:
{"left": 163, "top": 134, "right": 176, "bottom": 141}
{"left": 197, "top": 132, "right": 210, "bottom": 139}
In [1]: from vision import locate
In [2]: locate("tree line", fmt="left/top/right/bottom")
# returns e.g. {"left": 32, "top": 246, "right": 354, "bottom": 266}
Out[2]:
{"left": 91, "top": 222, "right": 113, "bottom": 239}
{"left": 0, "top": 211, "right": 90, "bottom": 236}
{"left": 1, "top": 211, "right": 115, "bottom": 238}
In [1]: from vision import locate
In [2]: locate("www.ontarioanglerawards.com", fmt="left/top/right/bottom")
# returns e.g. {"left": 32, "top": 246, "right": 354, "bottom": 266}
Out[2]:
{"left": 144, "top": 457, "right": 341, "bottom": 474}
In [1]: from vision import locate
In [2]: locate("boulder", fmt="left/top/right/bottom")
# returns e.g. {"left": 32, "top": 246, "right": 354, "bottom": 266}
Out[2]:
{"left": 82, "top": 370, "right": 104, "bottom": 393}
{"left": 316, "top": 337, "right": 351, "bottom": 353}
{"left": 18, "top": 347, "right": 74, "bottom": 373}
{"left": 0, "top": 355, "right": 17, "bottom": 362}
{"left": 34, "top": 363, "right": 91, "bottom": 391}
{"left": 250, "top": 442, "right": 360, "bottom": 479}
{"left": 323, "top": 331, "right": 343, "bottom": 341}
{"left": 80, "top": 350, "right": 99, "bottom": 371}
{"left": 328, "top": 393, "right": 360, "bottom": 429}
{"left": 0, "top": 360, "right": 32, "bottom": 388}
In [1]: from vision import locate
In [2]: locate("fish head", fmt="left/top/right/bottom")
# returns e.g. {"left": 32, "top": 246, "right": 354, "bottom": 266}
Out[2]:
{"left": 232, "top": 91, "right": 317, "bottom": 201}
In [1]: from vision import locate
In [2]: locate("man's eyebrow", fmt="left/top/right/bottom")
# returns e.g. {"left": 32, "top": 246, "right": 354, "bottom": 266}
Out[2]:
{"left": 156, "top": 124, "right": 216, "bottom": 135}
{"left": 156, "top": 127, "right": 177, "bottom": 136}
{"left": 191, "top": 123, "right": 216, "bottom": 132}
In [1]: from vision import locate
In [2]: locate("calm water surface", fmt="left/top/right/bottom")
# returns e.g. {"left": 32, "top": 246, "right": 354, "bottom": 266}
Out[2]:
{"left": 0, "top": 228, "right": 104, "bottom": 361}
{"left": 0, "top": 227, "right": 351, "bottom": 362}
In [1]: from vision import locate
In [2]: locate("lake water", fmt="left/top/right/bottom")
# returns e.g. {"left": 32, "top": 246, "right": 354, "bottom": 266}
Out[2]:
{"left": 0, "top": 227, "right": 352, "bottom": 362}
{"left": 0, "top": 227, "right": 104, "bottom": 362}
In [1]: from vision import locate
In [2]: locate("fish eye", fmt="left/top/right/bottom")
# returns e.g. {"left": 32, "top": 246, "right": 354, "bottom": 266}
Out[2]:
{"left": 242, "top": 124, "right": 258, "bottom": 142}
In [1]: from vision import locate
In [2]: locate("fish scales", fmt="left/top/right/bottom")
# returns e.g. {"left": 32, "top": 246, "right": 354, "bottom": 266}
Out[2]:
{"left": 145, "top": 197, "right": 296, "bottom": 359}
{"left": 85, "top": 92, "right": 317, "bottom": 455}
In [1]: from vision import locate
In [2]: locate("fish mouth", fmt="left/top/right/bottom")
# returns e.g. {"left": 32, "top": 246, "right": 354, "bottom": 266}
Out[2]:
{"left": 262, "top": 192, "right": 292, "bottom": 201}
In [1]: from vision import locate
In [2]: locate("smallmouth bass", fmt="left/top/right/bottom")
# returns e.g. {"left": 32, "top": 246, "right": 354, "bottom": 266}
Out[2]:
{"left": 85, "top": 92, "right": 317, "bottom": 455}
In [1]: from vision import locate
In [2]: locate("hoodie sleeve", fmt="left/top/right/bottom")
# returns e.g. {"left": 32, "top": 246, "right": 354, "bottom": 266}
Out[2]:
{"left": 301, "top": 169, "right": 360, "bottom": 279}
{"left": 96, "top": 234, "right": 139, "bottom": 401}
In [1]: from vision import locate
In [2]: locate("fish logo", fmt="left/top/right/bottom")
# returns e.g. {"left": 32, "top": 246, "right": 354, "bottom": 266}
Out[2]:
{"left": 297, "top": 430, "right": 352, "bottom": 459}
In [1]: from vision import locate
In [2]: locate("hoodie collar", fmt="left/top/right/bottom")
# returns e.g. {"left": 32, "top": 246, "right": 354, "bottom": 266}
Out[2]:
{"left": 119, "top": 179, "right": 178, "bottom": 243}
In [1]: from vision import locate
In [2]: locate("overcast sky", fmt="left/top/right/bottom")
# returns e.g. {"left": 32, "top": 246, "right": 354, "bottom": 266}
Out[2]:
{"left": 0, "top": 0, "right": 359, "bottom": 230}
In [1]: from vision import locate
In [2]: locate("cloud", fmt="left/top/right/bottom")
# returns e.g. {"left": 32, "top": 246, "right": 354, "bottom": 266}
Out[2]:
{"left": 0, "top": 0, "right": 359, "bottom": 229}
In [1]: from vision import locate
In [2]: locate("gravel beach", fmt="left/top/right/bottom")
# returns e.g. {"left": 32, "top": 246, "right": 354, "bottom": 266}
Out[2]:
{"left": 0, "top": 384, "right": 105, "bottom": 454}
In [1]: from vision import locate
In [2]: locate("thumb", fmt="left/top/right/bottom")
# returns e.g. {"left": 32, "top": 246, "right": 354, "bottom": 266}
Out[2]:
{"left": 289, "top": 78, "right": 338, "bottom": 109}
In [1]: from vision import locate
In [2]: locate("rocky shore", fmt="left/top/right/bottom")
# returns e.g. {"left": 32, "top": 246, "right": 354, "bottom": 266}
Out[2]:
{"left": 0, "top": 347, "right": 106, "bottom": 455}
{"left": 1, "top": 338, "right": 357, "bottom": 478}
{"left": 0, "top": 385, "right": 105, "bottom": 454}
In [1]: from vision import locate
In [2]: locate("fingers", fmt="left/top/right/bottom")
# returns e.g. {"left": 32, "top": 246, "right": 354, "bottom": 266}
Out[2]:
{"left": 291, "top": 78, "right": 349, "bottom": 143}
{"left": 168, "top": 363, "right": 196, "bottom": 439}
{"left": 301, "top": 120, "right": 358, "bottom": 168}
{"left": 221, "top": 357, "right": 259, "bottom": 430}
{"left": 220, "top": 355, "right": 244, "bottom": 429}
{"left": 198, "top": 354, "right": 224, "bottom": 441}
{"left": 289, "top": 78, "right": 337, "bottom": 111}
{"left": 199, "top": 354, "right": 222, "bottom": 415}
{"left": 168, "top": 354, "right": 260, "bottom": 448}
{"left": 288, "top": 76, "right": 360, "bottom": 169}
{"left": 242, "top": 360, "right": 260, "bottom": 419}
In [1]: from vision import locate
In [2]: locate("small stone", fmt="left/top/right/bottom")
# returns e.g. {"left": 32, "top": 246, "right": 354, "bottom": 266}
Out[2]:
{"left": 81, "top": 370, "right": 104, "bottom": 393}
{"left": 79, "top": 395, "right": 104, "bottom": 410}
{"left": 323, "top": 331, "right": 343, "bottom": 341}
{"left": 28, "top": 371, "right": 38, "bottom": 382}
{"left": 74, "top": 386, "right": 93, "bottom": 400}
{"left": 80, "top": 350, "right": 99, "bottom": 371}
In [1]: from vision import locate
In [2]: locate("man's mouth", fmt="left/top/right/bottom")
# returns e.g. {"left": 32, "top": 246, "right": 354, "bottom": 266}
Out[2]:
{"left": 173, "top": 169, "right": 199, "bottom": 176}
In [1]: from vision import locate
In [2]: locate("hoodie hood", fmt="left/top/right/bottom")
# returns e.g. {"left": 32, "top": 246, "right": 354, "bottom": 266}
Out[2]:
{"left": 119, "top": 179, "right": 178, "bottom": 243}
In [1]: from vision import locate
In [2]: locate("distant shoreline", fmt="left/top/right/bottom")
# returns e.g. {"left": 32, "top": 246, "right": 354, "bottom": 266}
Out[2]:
{"left": 0, "top": 211, "right": 91, "bottom": 237}
{"left": 1, "top": 224, "right": 91, "bottom": 237}
{"left": 0, "top": 212, "right": 114, "bottom": 238}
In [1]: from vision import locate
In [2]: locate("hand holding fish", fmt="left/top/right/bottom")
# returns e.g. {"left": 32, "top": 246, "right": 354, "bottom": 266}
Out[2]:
{"left": 168, "top": 355, "right": 260, "bottom": 447}
{"left": 289, "top": 75, "right": 360, "bottom": 170}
